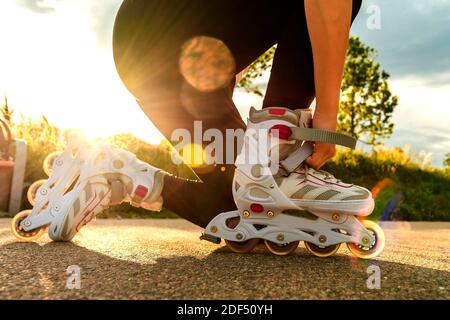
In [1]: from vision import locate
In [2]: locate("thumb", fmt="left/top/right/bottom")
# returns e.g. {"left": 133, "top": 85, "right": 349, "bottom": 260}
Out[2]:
{"left": 305, "top": 155, "right": 315, "bottom": 168}
{"left": 305, "top": 143, "right": 322, "bottom": 169}
{"left": 306, "top": 153, "right": 324, "bottom": 170}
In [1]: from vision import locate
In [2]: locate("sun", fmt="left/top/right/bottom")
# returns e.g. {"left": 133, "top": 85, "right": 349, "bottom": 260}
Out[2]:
{"left": 0, "top": 1, "right": 164, "bottom": 145}
{"left": 0, "top": 1, "right": 256, "bottom": 147}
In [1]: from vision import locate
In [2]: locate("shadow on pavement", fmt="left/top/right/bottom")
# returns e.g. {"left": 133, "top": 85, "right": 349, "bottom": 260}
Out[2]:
{"left": 0, "top": 241, "right": 448, "bottom": 299}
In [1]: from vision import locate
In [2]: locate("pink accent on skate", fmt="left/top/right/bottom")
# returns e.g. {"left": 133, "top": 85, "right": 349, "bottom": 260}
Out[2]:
{"left": 135, "top": 185, "right": 149, "bottom": 198}
{"left": 270, "top": 125, "right": 292, "bottom": 140}
{"left": 76, "top": 190, "right": 109, "bottom": 232}
{"left": 268, "top": 108, "right": 286, "bottom": 116}
{"left": 297, "top": 179, "right": 324, "bottom": 187}
{"left": 250, "top": 203, "right": 264, "bottom": 213}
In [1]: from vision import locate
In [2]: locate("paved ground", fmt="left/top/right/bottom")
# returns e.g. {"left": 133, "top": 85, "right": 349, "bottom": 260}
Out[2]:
{"left": 0, "top": 219, "right": 448, "bottom": 299}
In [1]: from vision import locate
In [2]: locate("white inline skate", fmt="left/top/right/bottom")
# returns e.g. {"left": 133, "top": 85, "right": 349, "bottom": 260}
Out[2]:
{"left": 11, "top": 132, "right": 166, "bottom": 242}
{"left": 201, "top": 107, "right": 385, "bottom": 259}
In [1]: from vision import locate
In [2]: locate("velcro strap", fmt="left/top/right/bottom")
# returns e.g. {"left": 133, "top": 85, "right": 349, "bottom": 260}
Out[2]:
{"left": 290, "top": 127, "right": 357, "bottom": 149}
{"left": 280, "top": 143, "right": 313, "bottom": 174}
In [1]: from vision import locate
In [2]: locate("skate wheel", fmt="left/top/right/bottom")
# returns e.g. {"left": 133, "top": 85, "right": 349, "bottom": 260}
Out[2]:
{"left": 225, "top": 238, "right": 259, "bottom": 254}
{"left": 264, "top": 240, "right": 299, "bottom": 256}
{"left": 347, "top": 220, "right": 385, "bottom": 259}
{"left": 304, "top": 242, "right": 340, "bottom": 258}
{"left": 43, "top": 151, "right": 62, "bottom": 176}
{"left": 27, "top": 179, "right": 47, "bottom": 206}
{"left": 11, "top": 210, "right": 46, "bottom": 242}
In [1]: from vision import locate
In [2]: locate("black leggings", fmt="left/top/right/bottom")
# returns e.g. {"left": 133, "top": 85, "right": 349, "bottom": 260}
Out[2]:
{"left": 113, "top": 0, "right": 362, "bottom": 227}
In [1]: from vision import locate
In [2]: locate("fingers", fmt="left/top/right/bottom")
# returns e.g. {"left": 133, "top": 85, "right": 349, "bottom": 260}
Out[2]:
{"left": 305, "top": 143, "right": 336, "bottom": 170}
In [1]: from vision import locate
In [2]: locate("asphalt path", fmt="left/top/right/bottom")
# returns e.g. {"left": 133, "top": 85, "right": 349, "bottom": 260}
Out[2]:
{"left": 0, "top": 219, "right": 448, "bottom": 299}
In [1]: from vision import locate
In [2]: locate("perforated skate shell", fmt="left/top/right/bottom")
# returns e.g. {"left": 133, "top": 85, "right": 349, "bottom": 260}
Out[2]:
{"left": 202, "top": 107, "right": 385, "bottom": 259}
{"left": 18, "top": 133, "right": 164, "bottom": 241}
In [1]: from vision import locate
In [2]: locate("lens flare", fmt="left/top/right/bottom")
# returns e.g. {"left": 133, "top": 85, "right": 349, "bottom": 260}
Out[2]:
{"left": 179, "top": 36, "right": 236, "bottom": 92}
{"left": 371, "top": 178, "right": 393, "bottom": 200}
{"left": 180, "top": 143, "right": 206, "bottom": 168}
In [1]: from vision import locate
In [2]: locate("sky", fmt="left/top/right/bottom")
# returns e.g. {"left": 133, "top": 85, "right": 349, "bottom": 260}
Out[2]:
{"left": 353, "top": 0, "right": 450, "bottom": 167}
{"left": 0, "top": 0, "right": 449, "bottom": 167}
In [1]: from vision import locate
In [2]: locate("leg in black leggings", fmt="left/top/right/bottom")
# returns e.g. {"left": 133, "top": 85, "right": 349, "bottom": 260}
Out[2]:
{"left": 113, "top": 0, "right": 362, "bottom": 227}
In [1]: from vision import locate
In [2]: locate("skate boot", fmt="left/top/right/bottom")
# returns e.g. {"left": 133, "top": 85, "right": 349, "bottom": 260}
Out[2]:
{"left": 11, "top": 133, "right": 166, "bottom": 242}
{"left": 202, "top": 107, "right": 385, "bottom": 259}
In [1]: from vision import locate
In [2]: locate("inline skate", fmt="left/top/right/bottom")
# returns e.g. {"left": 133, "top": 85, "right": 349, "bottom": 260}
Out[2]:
{"left": 201, "top": 107, "right": 385, "bottom": 259}
{"left": 11, "top": 132, "right": 166, "bottom": 242}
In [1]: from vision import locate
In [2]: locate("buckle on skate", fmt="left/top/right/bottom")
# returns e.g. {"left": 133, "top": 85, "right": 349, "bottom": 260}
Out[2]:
{"left": 280, "top": 143, "right": 314, "bottom": 174}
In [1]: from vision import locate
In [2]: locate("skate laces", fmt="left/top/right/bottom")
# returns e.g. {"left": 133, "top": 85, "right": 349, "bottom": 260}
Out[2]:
{"left": 304, "top": 165, "right": 340, "bottom": 183}
{"left": 317, "top": 169, "right": 340, "bottom": 182}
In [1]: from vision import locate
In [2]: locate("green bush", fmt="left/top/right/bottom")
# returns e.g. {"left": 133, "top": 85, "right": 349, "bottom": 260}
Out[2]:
{"left": 12, "top": 116, "right": 64, "bottom": 184}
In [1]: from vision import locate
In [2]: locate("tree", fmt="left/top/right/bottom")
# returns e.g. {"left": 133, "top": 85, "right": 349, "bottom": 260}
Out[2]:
{"left": 237, "top": 36, "right": 398, "bottom": 146}
{"left": 236, "top": 46, "right": 276, "bottom": 97}
{"left": 339, "top": 36, "right": 398, "bottom": 145}
{"left": 444, "top": 153, "right": 450, "bottom": 168}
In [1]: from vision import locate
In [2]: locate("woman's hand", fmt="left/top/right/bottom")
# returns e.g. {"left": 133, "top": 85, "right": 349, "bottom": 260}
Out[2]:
{"left": 306, "top": 142, "right": 336, "bottom": 170}
{"left": 304, "top": 0, "right": 353, "bottom": 169}
{"left": 305, "top": 113, "right": 337, "bottom": 169}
